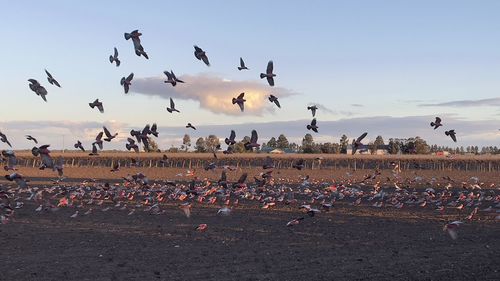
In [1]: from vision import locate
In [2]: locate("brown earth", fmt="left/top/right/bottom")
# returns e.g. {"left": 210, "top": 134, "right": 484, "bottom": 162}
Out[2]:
{"left": 1, "top": 165, "right": 499, "bottom": 281}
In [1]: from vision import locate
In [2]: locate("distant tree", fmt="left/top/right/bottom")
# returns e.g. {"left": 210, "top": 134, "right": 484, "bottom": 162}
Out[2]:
{"left": 302, "top": 134, "right": 315, "bottom": 153}
{"left": 387, "top": 138, "right": 397, "bottom": 154}
{"left": 340, "top": 134, "right": 349, "bottom": 154}
{"left": 289, "top": 142, "right": 299, "bottom": 152}
{"left": 276, "top": 134, "right": 289, "bottom": 149}
{"left": 195, "top": 137, "right": 207, "bottom": 153}
{"left": 233, "top": 142, "right": 246, "bottom": 153}
{"left": 374, "top": 135, "right": 385, "bottom": 147}
{"left": 182, "top": 134, "right": 191, "bottom": 152}
{"left": 267, "top": 137, "right": 277, "bottom": 148}
{"left": 167, "top": 146, "right": 180, "bottom": 153}
{"left": 205, "top": 135, "right": 220, "bottom": 152}
{"left": 144, "top": 137, "right": 159, "bottom": 152}
{"left": 413, "top": 137, "right": 430, "bottom": 154}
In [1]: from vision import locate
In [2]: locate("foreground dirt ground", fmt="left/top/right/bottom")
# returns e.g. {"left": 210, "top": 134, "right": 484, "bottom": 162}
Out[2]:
{"left": 1, "top": 165, "right": 499, "bottom": 280}
{"left": 1, "top": 201, "right": 499, "bottom": 281}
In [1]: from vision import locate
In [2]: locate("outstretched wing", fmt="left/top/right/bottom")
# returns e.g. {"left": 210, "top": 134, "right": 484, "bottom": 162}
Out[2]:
{"left": 170, "top": 97, "right": 175, "bottom": 109}
{"left": 267, "top": 60, "right": 273, "bottom": 74}
{"left": 103, "top": 126, "right": 112, "bottom": 138}
{"left": 126, "top": 73, "right": 134, "bottom": 82}
{"left": 311, "top": 118, "right": 317, "bottom": 126}
{"left": 95, "top": 132, "right": 103, "bottom": 141}
{"left": 356, "top": 132, "right": 368, "bottom": 143}
{"left": 250, "top": 130, "right": 258, "bottom": 143}
{"left": 229, "top": 130, "right": 236, "bottom": 141}
{"left": 237, "top": 92, "right": 245, "bottom": 99}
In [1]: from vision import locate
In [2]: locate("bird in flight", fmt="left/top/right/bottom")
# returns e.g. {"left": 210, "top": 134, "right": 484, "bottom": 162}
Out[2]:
{"left": 0, "top": 131, "right": 12, "bottom": 147}
{"left": 186, "top": 123, "right": 196, "bottom": 130}
{"left": 244, "top": 130, "right": 260, "bottom": 151}
{"left": 89, "top": 99, "right": 104, "bottom": 113}
{"left": 430, "top": 117, "right": 442, "bottom": 130}
{"left": 28, "top": 79, "right": 48, "bottom": 102}
{"left": 260, "top": 60, "right": 276, "bottom": 86}
{"left": 120, "top": 73, "right": 134, "bottom": 94}
{"left": 307, "top": 105, "right": 318, "bottom": 117}
{"left": 163, "top": 70, "right": 184, "bottom": 86}
{"left": 194, "top": 45, "right": 210, "bottom": 66}
{"left": 45, "top": 69, "right": 61, "bottom": 88}
{"left": 124, "top": 30, "right": 149, "bottom": 59}
{"left": 25, "top": 135, "right": 38, "bottom": 144}
{"left": 238, "top": 57, "right": 248, "bottom": 70}
{"left": 74, "top": 140, "right": 85, "bottom": 152}
{"left": 232, "top": 93, "right": 246, "bottom": 112}
{"left": 268, "top": 95, "right": 281, "bottom": 108}
{"left": 352, "top": 132, "right": 368, "bottom": 155}
{"left": 109, "top": 47, "right": 120, "bottom": 67}
{"left": 445, "top": 130, "right": 457, "bottom": 142}
{"left": 103, "top": 126, "right": 118, "bottom": 142}
{"left": 166, "top": 98, "right": 180, "bottom": 113}
{"left": 306, "top": 118, "right": 318, "bottom": 133}
{"left": 225, "top": 130, "right": 236, "bottom": 146}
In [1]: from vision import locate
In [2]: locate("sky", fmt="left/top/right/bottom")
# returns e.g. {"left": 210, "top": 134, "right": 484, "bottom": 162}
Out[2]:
{"left": 0, "top": 0, "right": 499, "bottom": 150}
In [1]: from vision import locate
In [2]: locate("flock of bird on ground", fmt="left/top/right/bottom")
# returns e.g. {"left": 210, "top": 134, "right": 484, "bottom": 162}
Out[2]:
{"left": 0, "top": 30, "right": 497, "bottom": 239}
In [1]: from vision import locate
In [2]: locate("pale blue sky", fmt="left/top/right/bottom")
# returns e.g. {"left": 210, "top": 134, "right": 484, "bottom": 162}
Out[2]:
{"left": 0, "top": 0, "right": 499, "bottom": 149}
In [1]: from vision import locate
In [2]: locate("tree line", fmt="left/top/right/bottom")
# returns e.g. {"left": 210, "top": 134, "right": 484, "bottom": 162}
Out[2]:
{"left": 150, "top": 133, "right": 500, "bottom": 155}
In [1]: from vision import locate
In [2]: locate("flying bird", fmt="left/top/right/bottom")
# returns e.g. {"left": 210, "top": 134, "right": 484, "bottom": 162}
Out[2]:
{"left": 45, "top": 69, "right": 61, "bottom": 87}
{"left": 166, "top": 98, "right": 180, "bottom": 113}
{"left": 103, "top": 126, "right": 118, "bottom": 142}
{"left": 2, "top": 150, "right": 18, "bottom": 171}
{"left": 352, "top": 132, "right": 368, "bottom": 155}
{"left": 307, "top": 105, "right": 318, "bottom": 117}
{"left": 232, "top": 92, "right": 246, "bottom": 112}
{"left": 93, "top": 132, "right": 104, "bottom": 150}
{"left": 238, "top": 57, "right": 248, "bottom": 70}
{"left": 25, "top": 135, "right": 38, "bottom": 144}
{"left": 260, "top": 60, "right": 276, "bottom": 86}
{"left": 443, "top": 221, "right": 463, "bottom": 240}
{"left": 74, "top": 140, "right": 85, "bottom": 152}
{"left": 268, "top": 95, "right": 281, "bottom": 108}
{"left": 430, "top": 117, "right": 442, "bottom": 130}
{"left": 109, "top": 47, "right": 120, "bottom": 67}
{"left": 186, "top": 123, "right": 196, "bottom": 130}
{"left": 163, "top": 70, "right": 184, "bottom": 86}
{"left": 89, "top": 143, "right": 99, "bottom": 156}
{"left": 445, "top": 130, "right": 457, "bottom": 142}
{"left": 124, "top": 30, "right": 149, "bottom": 59}
{"left": 193, "top": 45, "right": 210, "bottom": 66}
{"left": 150, "top": 123, "right": 159, "bottom": 137}
{"left": 244, "top": 130, "right": 260, "bottom": 151}
{"left": 306, "top": 118, "right": 318, "bottom": 133}
{"left": 225, "top": 130, "right": 236, "bottom": 146}
{"left": 89, "top": 99, "right": 104, "bottom": 113}
{"left": 126, "top": 138, "right": 139, "bottom": 153}
{"left": 28, "top": 79, "right": 48, "bottom": 102}
{"left": 120, "top": 73, "right": 134, "bottom": 94}
{"left": 4, "top": 172, "right": 28, "bottom": 188}
{"left": 0, "top": 131, "right": 12, "bottom": 147}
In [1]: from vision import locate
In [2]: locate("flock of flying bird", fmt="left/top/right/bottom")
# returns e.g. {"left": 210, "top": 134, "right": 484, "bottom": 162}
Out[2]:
{"left": 0, "top": 29, "right": 497, "bottom": 240}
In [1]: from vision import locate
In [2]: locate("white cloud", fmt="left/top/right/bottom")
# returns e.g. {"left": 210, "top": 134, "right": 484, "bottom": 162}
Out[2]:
{"left": 132, "top": 73, "right": 297, "bottom": 116}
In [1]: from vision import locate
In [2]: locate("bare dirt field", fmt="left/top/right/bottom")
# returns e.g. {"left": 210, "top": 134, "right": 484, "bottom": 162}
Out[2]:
{"left": 1, "top": 156, "right": 499, "bottom": 280}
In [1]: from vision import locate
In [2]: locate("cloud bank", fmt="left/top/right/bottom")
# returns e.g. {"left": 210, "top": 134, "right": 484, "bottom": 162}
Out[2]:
{"left": 419, "top": 97, "right": 500, "bottom": 107}
{"left": 1, "top": 115, "right": 499, "bottom": 150}
{"left": 132, "top": 74, "right": 297, "bottom": 116}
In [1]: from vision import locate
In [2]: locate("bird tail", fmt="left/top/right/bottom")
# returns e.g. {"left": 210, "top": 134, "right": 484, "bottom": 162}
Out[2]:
{"left": 167, "top": 108, "right": 172, "bottom": 113}
{"left": 260, "top": 73, "right": 266, "bottom": 79}
{"left": 120, "top": 77, "right": 126, "bottom": 85}
{"left": 116, "top": 59, "right": 120, "bottom": 67}
{"left": 430, "top": 122, "right": 435, "bottom": 127}
{"left": 89, "top": 103, "right": 95, "bottom": 108}
{"left": 109, "top": 55, "right": 114, "bottom": 63}
{"left": 232, "top": 98, "right": 237, "bottom": 104}
{"left": 124, "top": 33, "right": 131, "bottom": 40}
{"left": 306, "top": 125, "right": 311, "bottom": 130}
{"left": 445, "top": 131, "right": 449, "bottom": 136}
{"left": 126, "top": 144, "right": 131, "bottom": 151}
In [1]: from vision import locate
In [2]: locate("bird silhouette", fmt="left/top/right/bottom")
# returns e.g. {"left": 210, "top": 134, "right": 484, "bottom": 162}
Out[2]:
{"left": 166, "top": 98, "right": 180, "bottom": 113}
{"left": 238, "top": 57, "right": 248, "bottom": 70}
{"left": 89, "top": 99, "right": 104, "bottom": 113}
{"left": 445, "top": 130, "right": 457, "bottom": 142}
{"left": 268, "top": 95, "right": 281, "bottom": 108}
{"left": 260, "top": 60, "right": 276, "bottom": 86}
{"left": 120, "top": 73, "right": 134, "bottom": 94}
{"left": 430, "top": 117, "right": 442, "bottom": 130}
{"left": 306, "top": 118, "right": 318, "bottom": 133}
{"left": 194, "top": 45, "right": 210, "bottom": 66}
{"left": 232, "top": 93, "right": 246, "bottom": 112}
{"left": 109, "top": 47, "right": 120, "bottom": 67}
{"left": 45, "top": 69, "right": 61, "bottom": 87}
